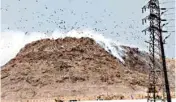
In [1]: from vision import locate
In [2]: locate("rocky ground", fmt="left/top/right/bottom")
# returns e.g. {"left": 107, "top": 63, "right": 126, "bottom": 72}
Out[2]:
{"left": 1, "top": 37, "right": 175, "bottom": 100}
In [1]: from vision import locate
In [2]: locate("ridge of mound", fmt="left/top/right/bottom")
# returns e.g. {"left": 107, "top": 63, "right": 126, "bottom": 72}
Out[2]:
{"left": 1, "top": 37, "right": 174, "bottom": 100}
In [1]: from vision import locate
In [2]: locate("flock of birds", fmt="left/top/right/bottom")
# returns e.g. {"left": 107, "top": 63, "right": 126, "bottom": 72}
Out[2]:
{"left": 1, "top": 0, "right": 145, "bottom": 42}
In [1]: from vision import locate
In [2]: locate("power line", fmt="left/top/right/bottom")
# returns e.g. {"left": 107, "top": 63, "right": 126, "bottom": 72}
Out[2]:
{"left": 163, "top": 13, "right": 175, "bottom": 16}
{"left": 165, "top": 8, "right": 175, "bottom": 10}
{"left": 160, "top": 1, "right": 175, "bottom": 4}
{"left": 164, "top": 26, "right": 175, "bottom": 28}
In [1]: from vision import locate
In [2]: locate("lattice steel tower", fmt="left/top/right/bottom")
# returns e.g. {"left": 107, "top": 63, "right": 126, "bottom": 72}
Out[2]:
{"left": 142, "top": 0, "right": 172, "bottom": 102}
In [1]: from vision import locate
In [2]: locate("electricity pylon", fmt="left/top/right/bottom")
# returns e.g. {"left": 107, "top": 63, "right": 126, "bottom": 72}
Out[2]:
{"left": 142, "top": 0, "right": 172, "bottom": 102}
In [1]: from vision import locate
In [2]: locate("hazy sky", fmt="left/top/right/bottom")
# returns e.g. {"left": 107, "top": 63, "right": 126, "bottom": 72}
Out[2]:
{"left": 1, "top": 0, "right": 175, "bottom": 58}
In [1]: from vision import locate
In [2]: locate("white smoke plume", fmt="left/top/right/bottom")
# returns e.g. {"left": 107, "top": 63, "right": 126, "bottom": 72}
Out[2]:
{"left": 0, "top": 29, "right": 140, "bottom": 66}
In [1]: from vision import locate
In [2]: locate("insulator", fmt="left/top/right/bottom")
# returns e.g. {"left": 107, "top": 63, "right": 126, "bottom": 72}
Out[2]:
{"left": 162, "top": 31, "right": 168, "bottom": 33}
{"left": 142, "top": 6, "right": 147, "bottom": 13}
{"left": 142, "top": 19, "right": 144, "bottom": 25}
{"left": 161, "top": 8, "right": 166, "bottom": 10}
{"left": 161, "top": 19, "right": 167, "bottom": 21}
{"left": 162, "top": 23, "right": 169, "bottom": 27}
{"left": 145, "top": 19, "right": 147, "bottom": 23}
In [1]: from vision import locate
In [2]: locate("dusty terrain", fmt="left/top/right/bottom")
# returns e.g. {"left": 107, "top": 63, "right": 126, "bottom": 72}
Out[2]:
{"left": 1, "top": 37, "right": 175, "bottom": 100}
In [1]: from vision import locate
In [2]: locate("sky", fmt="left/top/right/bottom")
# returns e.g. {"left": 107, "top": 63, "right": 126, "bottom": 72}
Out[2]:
{"left": 0, "top": 0, "right": 175, "bottom": 60}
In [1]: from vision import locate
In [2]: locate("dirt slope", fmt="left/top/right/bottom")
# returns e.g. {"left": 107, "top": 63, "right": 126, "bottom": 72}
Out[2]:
{"left": 1, "top": 37, "right": 175, "bottom": 100}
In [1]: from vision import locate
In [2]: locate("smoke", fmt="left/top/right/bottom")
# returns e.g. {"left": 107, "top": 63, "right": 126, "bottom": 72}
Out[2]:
{"left": 0, "top": 29, "right": 140, "bottom": 66}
